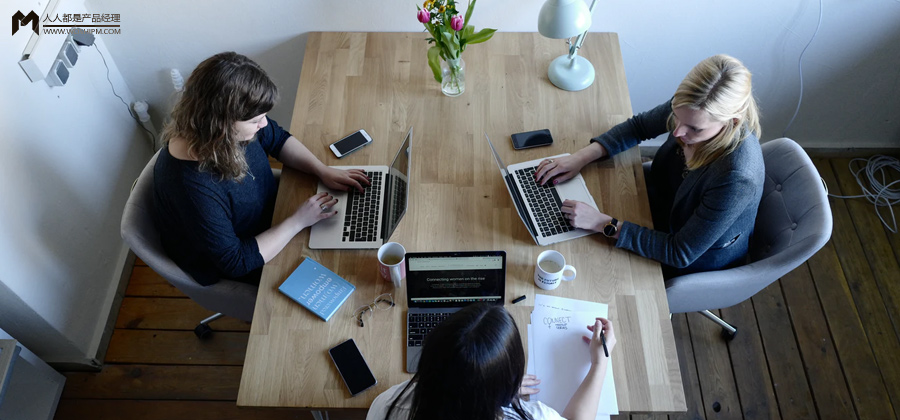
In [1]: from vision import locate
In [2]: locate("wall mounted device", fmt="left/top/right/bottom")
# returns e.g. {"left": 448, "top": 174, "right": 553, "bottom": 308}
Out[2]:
{"left": 58, "top": 40, "right": 79, "bottom": 68}
{"left": 46, "top": 59, "right": 70, "bottom": 87}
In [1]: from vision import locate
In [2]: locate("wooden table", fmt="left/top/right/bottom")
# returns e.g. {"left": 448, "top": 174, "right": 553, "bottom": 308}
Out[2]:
{"left": 238, "top": 32, "right": 686, "bottom": 414}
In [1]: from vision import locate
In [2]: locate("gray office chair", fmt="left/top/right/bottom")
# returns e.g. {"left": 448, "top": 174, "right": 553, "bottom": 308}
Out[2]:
{"left": 121, "top": 151, "right": 260, "bottom": 338}
{"left": 663, "top": 137, "right": 832, "bottom": 340}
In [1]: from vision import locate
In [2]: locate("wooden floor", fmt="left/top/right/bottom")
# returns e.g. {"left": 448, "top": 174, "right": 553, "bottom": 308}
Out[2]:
{"left": 54, "top": 157, "right": 900, "bottom": 420}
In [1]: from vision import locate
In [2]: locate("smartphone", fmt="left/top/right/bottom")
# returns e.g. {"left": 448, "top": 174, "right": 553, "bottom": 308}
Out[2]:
{"left": 328, "top": 338, "right": 377, "bottom": 396}
{"left": 330, "top": 129, "right": 372, "bottom": 158}
{"left": 511, "top": 129, "right": 553, "bottom": 150}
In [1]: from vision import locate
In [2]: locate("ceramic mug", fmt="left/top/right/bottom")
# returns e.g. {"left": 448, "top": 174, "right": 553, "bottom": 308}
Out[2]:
{"left": 534, "top": 250, "right": 576, "bottom": 290}
{"left": 377, "top": 242, "right": 406, "bottom": 288}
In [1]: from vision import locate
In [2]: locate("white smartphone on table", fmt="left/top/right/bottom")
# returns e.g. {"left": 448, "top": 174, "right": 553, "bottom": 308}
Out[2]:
{"left": 330, "top": 129, "right": 372, "bottom": 158}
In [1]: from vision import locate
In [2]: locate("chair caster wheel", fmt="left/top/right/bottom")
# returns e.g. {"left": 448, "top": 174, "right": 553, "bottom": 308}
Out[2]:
{"left": 194, "top": 323, "right": 213, "bottom": 339}
{"left": 721, "top": 328, "right": 737, "bottom": 341}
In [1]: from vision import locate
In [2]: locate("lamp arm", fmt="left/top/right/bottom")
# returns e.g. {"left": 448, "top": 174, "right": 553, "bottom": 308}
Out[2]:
{"left": 567, "top": 0, "right": 599, "bottom": 59}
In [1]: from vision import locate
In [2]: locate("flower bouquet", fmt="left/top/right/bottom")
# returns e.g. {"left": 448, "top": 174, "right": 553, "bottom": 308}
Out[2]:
{"left": 417, "top": 0, "right": 496, "bottom": 96}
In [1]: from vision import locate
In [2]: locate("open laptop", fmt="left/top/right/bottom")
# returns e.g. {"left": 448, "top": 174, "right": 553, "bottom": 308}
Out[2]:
{"left": 484, "top": 133, "right": 599, "bottom": 246}
{"left": 309, "top": 127, "right": 412, "bottom": 249}
{"left": 404, "top": 251, "right": 506, "bottom": 373}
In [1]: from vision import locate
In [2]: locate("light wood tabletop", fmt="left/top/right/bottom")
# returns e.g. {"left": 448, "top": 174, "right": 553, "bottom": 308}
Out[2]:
{"left": 237, "top": 31, "right": 686, "bottom": 414}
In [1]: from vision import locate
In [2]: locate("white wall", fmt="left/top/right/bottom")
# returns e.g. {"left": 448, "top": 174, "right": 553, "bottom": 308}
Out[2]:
{"left": 0, "top": 0, "right": 152, "bottom": 365}
{"left": 90, "top": 0, "right": 900, "bottom": 148}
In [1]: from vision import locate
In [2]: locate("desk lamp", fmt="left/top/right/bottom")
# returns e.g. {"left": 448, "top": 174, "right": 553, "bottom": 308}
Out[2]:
{"left": 538, "top": 0, "right": 598, "bottom": 91}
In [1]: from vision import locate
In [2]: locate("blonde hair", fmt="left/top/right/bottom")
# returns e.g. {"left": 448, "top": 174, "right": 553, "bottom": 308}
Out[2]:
{"left": 161, "top": 52, "right": 278, "bottom": 181}
{"left": 667, "top": 54, "right": 761, "bottom": 170}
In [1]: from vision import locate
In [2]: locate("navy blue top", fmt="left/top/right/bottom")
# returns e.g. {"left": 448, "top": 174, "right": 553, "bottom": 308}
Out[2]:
{"left": 592, "top": 101, "right": 764, "bottom": 278}
{"left": 153, "top": 117, "right": 291, "bottom": 286}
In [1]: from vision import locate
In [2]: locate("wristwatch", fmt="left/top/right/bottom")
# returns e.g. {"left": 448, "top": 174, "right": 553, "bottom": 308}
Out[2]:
{"left": 602, "top": 218, "right": 619, "bottom": 238}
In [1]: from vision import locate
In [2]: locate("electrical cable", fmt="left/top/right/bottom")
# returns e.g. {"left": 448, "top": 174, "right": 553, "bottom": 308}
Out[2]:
{"left": 93, "top": 45, "right": 157, "bottom": 145}
{"left": 782, "top": 0, "right": 823, "bottom": 138}
{"left": 825, "top": 155, "right": 900, "bottom": 233}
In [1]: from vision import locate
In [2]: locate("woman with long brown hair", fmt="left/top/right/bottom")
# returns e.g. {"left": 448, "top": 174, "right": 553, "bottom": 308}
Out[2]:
{"left": 153, "top": 52, "right": 368, "bottom": 286}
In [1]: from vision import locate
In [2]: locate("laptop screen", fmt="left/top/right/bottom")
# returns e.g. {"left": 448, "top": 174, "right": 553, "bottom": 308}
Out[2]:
{"left": 381, "top": 127, "right": 412, "bottom": 242}
{"left": 406, "top": 251, "right": 506, "bottom": 308}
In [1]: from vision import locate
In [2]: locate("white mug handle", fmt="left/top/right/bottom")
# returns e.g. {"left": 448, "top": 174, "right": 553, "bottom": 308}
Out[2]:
{"left": 390, "top": 265, "right": 403, "bottom": 288}
{"left": 562, "top": 265, "right": 576, "bottom": 282}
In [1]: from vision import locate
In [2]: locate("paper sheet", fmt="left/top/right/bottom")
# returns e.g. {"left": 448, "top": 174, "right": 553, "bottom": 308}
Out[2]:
{"left": 529, "top": 294, "right": 618, "bottom": 417}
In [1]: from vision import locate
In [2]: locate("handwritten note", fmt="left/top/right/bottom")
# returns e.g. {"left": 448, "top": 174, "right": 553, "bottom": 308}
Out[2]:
{"left": 529, "top": 294, "right": 618, "bottom": 417}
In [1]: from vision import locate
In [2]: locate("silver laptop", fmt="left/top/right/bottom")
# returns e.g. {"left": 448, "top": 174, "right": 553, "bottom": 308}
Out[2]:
{"left": 309, "top": 127, "right": 412, "bottom": 249}
{"left": 405, "top": 251, "right": 506, "bottom": 373}
{"left": 484, "top": 133, "right": 599, "bottom": 246}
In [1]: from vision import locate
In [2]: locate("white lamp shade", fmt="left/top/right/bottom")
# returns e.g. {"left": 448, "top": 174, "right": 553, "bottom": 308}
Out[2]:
{"left": 538, "top": 0, "right": 592, "bottom": 39}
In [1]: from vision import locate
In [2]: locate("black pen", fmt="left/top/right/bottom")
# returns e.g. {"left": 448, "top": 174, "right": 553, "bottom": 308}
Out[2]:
{"left": 600, "top": 329, "right": 609, "bottom": 358}
{"left": 512, "top": 295, "right": 526, "bottom": 304}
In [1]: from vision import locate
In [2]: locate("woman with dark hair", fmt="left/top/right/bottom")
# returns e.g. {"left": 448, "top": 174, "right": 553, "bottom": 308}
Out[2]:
{"left": 535, "top": 54, "right": 764, "bottom": 278}
{"left": 366, "top": 304, "right": 616, "bottom": 420}
{"left": 154, "top": 52, "right": 369, "bottom": 286}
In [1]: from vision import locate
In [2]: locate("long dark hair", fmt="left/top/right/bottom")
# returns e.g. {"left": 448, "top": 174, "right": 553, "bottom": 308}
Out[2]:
{"left": 385, "top": 304, "right": 534, "bottom": 420}
{"left": 161, "top": 52, "right": 278, "bottom": 181}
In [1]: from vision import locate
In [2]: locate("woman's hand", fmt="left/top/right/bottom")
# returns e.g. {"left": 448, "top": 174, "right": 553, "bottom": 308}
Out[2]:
{"left": 560, "top": 200, "right": 610, "bottom": 232}
{"left": 318, "top": 167, "right": 370, "bottom": 192}
{"left": 534, "top": 143, "right": 607, "bottom": 186}
{"left": 289, "top": 192, "right": 339, "bottom": 230}
{"left": 519, "top": 374, "right": 542, "bottom": 397}
{"left": 583, "top": 317, "right": 616, "bottom": 365}
{"left": 535, "top": 154, "right": 588, "bottom": 186}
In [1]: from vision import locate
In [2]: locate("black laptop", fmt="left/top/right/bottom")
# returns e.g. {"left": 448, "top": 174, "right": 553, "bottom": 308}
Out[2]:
{"left": 404, "top": 251, "right": 506, "bottom": 373}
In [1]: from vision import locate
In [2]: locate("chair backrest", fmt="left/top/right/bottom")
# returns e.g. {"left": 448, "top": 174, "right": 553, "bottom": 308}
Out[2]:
{"left": 666, "top": 138, "right": 832, "bottom": 313}
{"left": 120, "top": 150, "right": 257, "bottom": 322}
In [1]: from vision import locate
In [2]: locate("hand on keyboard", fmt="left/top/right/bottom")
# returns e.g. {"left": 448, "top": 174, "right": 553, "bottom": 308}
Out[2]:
{"left": 560, "top": 199, "right": 605, "bottom": 232}
{"left": 292, "top": 192, "right": 339, "bottom": 229}
{"left": 319, "top": 167, "right": 370, "bottom": 192}
{"left": 535, "top": 154, "right": 587, "bottom": 186}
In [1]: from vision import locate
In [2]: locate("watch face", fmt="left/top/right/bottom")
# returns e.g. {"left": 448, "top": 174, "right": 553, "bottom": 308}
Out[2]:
{"left": 603, "top": 223, "right": 616, "bottom": 237}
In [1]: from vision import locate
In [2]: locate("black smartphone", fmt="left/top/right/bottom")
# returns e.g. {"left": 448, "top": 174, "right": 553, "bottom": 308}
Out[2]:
{"left": 330, "top": 129, "right": 373, "bottom": 158}
{"left": 328, "top": 338, "right": 377, "bottom": 396}
{"left": 511, "top": 129, "right": 553, "bottom": 150}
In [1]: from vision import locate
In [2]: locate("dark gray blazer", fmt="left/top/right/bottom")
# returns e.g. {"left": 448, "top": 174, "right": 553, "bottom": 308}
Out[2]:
{"left": 592, "top": 101, "right": 764, "bottom": 277}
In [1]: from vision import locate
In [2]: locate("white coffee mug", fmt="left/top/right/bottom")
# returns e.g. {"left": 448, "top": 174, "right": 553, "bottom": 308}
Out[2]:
{"left": 534, "top": 250, "right": 576, "bottom": 290}
{"left": 377, "top": 242, "right": 406, "bottom": 288}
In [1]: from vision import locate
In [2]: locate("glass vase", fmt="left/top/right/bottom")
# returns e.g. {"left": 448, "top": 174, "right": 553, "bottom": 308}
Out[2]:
{"left": 440, "top": 57, "right": 466, "bottom": 97}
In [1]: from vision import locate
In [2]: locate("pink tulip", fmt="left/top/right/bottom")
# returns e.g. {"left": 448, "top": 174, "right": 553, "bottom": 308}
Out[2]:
{"left": 450, "top": 15, "right": 464, "bottom": 31}
{"left": 417, "top": 9, "right": 430, "bottom": 23}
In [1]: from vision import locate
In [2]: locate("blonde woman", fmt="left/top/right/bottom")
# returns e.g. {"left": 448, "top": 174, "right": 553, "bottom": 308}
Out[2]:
{"left": 154, "top": 52, "right": 369, "bottom": 286}
{"left": 535, "top": 55, "right": 764, "bottom": 278}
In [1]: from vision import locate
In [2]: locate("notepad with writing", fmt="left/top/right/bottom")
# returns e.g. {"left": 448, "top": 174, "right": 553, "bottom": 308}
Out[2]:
{"left": 278, "top": 258, "right": 355, "bottom": 321}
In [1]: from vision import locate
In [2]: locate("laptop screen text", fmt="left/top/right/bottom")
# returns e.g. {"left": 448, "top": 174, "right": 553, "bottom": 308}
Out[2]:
{"left": 407, "top": 255, "right": 504, "bottom": 307}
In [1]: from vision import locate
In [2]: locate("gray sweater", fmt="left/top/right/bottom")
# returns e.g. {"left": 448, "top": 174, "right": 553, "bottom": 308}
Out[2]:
{"left": 592, "top": 101, "right": 764, "bottom": 278}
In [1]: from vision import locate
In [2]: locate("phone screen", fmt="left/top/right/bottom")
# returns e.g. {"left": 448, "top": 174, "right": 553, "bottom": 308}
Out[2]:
{"left": 329, "top": 339, "right": 377, "bottom": 396}
{"left": 511, "top": 129, "right": 553, "bottom": 149}
{"left": 333, "top": 131, "right": 370, "bottom": 155}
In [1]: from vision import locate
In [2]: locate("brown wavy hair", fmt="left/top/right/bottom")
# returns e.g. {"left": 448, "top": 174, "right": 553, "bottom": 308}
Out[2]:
{"left": 161, "top": 52, "right": 278, "bottom": 181}
{"left": 666, "top": 54, "right": 761, "bottom": 170}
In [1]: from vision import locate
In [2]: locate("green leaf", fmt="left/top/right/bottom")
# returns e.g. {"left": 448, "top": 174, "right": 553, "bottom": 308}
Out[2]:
{"left": 441, "top": 30, "right": 459, "bottom": 58}
{"left": 463, "top": 0, "right": 476, "bottom": 27}
{"left": 427, "top": 46, "right": 442, "bottom": 82}
{"left": 466, "top": 28, "right": 496, "bottom": 45}
{"left": 461, "top": 24, "right": 474, "bottom": 40}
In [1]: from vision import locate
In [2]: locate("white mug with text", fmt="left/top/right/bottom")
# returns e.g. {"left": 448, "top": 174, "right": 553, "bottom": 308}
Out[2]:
{"left": 534, "top": 250, "right": 576, "bottom": 290}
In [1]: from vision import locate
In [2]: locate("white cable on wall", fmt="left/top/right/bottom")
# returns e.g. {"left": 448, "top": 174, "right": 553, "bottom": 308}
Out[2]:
{"left": 782, "top": 0, "right": 824, "bottom": 138}
{"left": 825, "top": 156, "right": 900, "bottom": 233}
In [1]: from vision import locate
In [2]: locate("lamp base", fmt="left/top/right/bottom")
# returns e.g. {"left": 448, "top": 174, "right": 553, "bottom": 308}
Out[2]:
{"left": 547, "top": 54, "right": 595, "bottom": 91}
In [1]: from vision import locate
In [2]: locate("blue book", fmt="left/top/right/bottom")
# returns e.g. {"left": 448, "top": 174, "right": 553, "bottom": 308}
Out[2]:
{"left": 278, "top": 258, "right": 355, "bottom": 322}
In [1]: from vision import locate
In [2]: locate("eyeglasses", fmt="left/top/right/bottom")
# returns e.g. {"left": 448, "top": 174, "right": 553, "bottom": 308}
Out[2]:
{"left": 352, "top": 293, "right": 395, "bottom": 327}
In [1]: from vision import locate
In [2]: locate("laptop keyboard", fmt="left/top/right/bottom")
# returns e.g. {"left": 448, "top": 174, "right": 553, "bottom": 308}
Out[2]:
{"left": 342, "top": 171, "right": 383, "bottom": 242}
{"left": 514, "top": 166, "right": 573, "bottom": 237}
{"left": 407, "top": 312, "right": 453, "bottom": 347}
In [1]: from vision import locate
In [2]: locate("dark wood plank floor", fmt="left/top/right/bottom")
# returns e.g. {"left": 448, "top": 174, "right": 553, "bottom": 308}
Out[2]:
{"left": 54, "top": 157, "right": 900, "bottom": 420}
